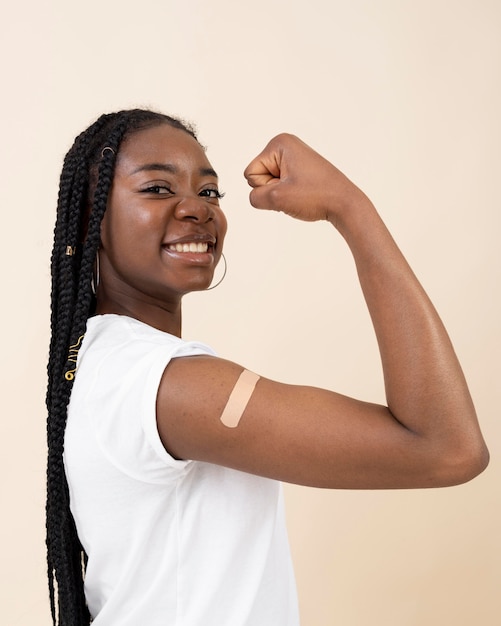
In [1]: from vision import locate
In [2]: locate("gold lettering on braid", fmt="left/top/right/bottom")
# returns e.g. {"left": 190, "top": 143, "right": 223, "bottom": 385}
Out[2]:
{"left": 64, "top": 335, "right": 85, "bottom": 381}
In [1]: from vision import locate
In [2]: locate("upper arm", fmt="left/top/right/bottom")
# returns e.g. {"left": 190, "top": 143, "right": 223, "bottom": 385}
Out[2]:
{"left": 156, "top": 355, "right": 464, "bottom": 489}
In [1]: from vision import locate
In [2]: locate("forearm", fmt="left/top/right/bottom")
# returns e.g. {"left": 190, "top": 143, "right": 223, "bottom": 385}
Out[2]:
{"left": 333, "top": 197, "right": 485, "bottom": 451}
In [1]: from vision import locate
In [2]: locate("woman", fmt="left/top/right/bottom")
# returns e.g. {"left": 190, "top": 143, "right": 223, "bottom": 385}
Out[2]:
{"left": 46, "top": 109, "right": 488, "bottom": 625}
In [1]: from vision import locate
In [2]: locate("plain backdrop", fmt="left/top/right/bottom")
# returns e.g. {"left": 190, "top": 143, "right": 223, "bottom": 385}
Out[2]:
{"left": 1, "top": 1, "right": 500, "bottom": 624}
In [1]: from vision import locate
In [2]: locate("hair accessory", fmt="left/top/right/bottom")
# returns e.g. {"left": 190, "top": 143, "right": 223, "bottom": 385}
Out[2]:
{"left": 205, "top": 253, "right": 227, "bottom": 290}
{"left": 101, "top": 146, "right": 115, "bottom": 157}
{"left": 91, "top": 251, "right": 100, "bottom": 295}
{"left": 64, "top": 335, "right": 85, "bottom": 381}
{"left": 65, "top": 245, "right": 76, "bottom": 256}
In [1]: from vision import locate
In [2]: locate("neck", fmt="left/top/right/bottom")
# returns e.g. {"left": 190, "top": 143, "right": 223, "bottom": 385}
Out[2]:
{"left": 95, "top": 294, "right": 183, "bottom": 337}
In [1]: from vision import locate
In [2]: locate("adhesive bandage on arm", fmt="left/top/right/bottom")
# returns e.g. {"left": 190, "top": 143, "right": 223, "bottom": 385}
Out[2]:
{"left": 220, "top": 369, "right": 260, "bottom": 428}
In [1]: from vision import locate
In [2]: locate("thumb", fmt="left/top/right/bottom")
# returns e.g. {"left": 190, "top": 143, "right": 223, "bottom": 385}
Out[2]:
{"left": 248, "top": 178, "right": 284, "bottom": 211}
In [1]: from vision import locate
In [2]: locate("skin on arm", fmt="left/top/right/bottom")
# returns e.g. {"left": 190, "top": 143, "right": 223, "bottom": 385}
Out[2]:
{"left": 156, "top": 134, "right": 489, "bottom": 489}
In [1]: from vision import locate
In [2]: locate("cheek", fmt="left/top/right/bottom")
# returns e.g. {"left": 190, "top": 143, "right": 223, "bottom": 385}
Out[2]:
{"left": 101, "top": 204, "right": 161, "bottom": 255}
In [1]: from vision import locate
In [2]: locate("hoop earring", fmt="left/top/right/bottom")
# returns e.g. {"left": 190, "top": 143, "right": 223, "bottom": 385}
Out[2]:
{"left": 205, "top": 253, "right": 227, "bottom": 290}
{"left": 91, "top": 251, "right": 100, "bottom": 296}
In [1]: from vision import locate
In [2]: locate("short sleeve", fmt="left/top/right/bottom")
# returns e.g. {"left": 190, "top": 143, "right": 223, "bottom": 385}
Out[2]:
{"left": 80, "top": 329, "right": 215, "bottom": 485}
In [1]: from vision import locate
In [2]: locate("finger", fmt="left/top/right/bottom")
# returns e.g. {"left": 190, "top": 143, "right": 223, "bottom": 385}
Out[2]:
{"left": 244, "top": 149, "right": 282, "bottom": 187}
{"left": 245, "top": 172, "right": 277, "bottom": 189}
{"left": 248, "top": 178, "right": 283, "bottom": 211}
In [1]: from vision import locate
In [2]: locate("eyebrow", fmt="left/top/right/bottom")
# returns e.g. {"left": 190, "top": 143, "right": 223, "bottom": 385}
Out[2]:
{"left": 130, "top": 163, "right": 218, "bottom": 179}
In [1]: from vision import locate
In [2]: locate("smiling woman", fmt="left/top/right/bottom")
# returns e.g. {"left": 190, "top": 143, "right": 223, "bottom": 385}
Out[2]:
{"left": 96, "top": 124, "right": 227, "bottom": 334}
{"left": 46, "top": 109, "right": 489, "bottom": 626}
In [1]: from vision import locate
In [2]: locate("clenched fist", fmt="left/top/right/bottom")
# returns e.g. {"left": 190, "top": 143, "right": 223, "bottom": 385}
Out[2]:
{"left": 244, "top": 133, "right": 371, "bottom": 227}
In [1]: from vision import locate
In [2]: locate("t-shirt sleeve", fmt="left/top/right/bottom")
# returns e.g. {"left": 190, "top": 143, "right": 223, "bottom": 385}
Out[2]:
{"left": 85, "top": 337, "right": 216, "bottom": 484}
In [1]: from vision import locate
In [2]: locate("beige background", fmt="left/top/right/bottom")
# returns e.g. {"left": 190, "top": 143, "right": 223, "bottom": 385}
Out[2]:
{"left": 1, "top": 0, "right": 500, "bottom": 624}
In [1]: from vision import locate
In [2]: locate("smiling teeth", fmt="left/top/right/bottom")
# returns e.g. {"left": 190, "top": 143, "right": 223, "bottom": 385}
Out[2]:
{"left": 168, "top": 242, "right": 209, "bottom": 253}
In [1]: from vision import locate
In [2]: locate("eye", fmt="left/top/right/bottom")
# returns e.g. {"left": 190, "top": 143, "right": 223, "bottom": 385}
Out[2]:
{"left": 199, "top": 188, "right": 225, "bottom": 200}
{"left": 141, "top": 184, "right": 173, "bottom": 195}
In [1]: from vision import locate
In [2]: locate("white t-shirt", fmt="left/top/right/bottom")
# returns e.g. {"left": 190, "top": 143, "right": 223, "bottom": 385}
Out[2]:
{"left": 64, "top": 314, "right": 299, "bottom": 625}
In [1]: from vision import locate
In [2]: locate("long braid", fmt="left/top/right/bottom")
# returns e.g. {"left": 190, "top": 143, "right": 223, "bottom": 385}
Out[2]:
{"left": 47, "top": 114, "right": 121, "bottom": 625}
{"left": 46, "top": 109, "right": 199, "bottom": 625}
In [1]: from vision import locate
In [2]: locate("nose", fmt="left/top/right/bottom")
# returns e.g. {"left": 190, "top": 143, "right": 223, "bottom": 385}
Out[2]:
{"left": 175, "top": 196, "right": 214, "bottom": 223}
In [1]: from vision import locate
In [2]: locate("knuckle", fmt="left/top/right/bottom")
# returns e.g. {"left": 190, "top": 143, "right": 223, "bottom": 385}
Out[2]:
{"left": 272, "top": 132, "right": 299, "bottom": 147}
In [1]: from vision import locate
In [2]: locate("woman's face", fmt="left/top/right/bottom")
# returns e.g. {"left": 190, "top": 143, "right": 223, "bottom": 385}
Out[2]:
{"left": 98, "top": 123, "right": 227, "bottom": 314}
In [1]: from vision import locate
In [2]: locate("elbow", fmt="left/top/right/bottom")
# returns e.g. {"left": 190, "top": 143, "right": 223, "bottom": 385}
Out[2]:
{"left": 459, "top": 440, "right": 490, "bottom": 483}
{"left": 434, "top": 437, "right": 490, "bottom": 487}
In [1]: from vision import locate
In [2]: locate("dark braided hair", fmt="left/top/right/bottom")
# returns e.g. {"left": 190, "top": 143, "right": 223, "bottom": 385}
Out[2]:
{"left": 46, "top": 109, "right": 199, "bottom": 625}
